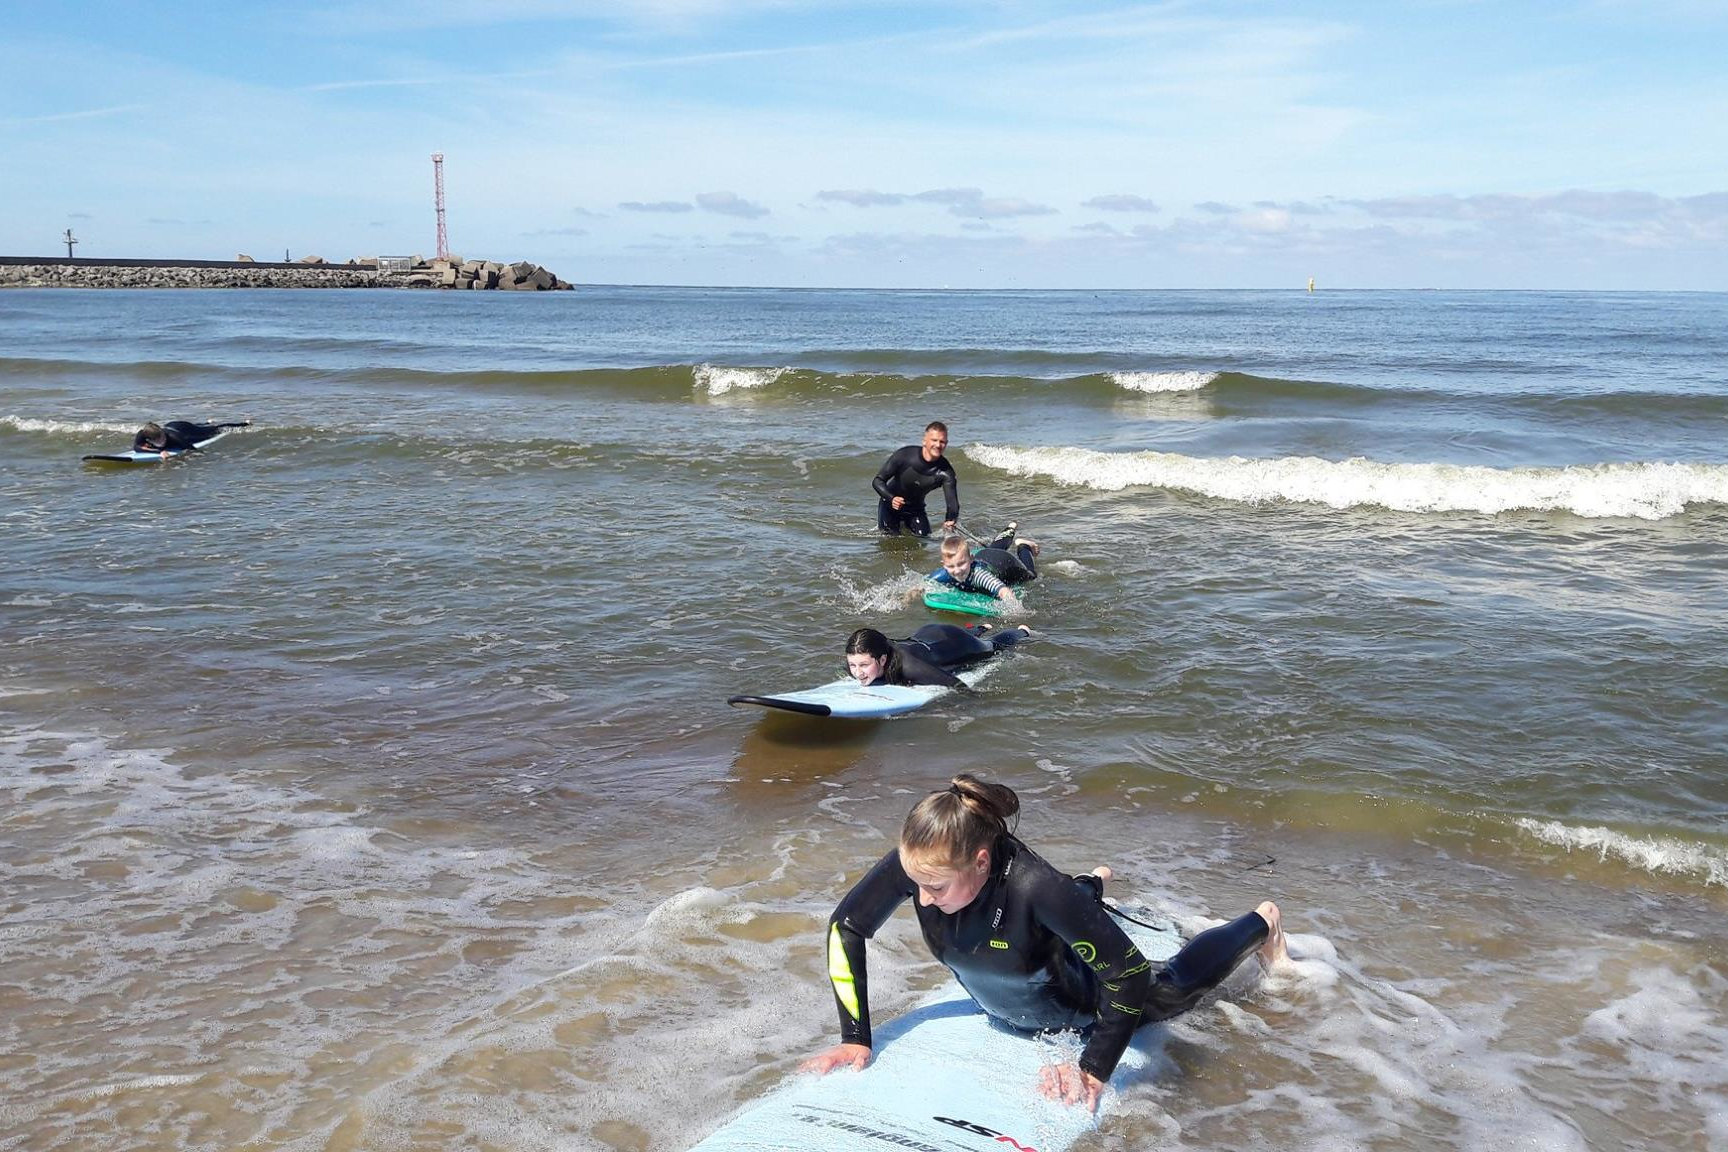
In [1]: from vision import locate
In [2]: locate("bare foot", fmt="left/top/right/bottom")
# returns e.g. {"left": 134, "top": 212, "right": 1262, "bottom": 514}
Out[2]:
{"left": 1021, "top": 538, "right": 1041, "bottom": 556}
{"left": 1090, "top": 865, "right": 1113, "bottom": 883}
{"left": 1255, "top": 900, "right": 1289, "bottom": 966}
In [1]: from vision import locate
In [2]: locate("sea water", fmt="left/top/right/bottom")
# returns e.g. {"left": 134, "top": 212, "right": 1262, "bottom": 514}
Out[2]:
{"left": 1, "top": 286, "right": 1725, "bottom": 1150}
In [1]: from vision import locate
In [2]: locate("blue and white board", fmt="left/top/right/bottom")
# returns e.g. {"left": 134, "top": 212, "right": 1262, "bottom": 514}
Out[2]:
{"left": 82, "top": 424, "right": 245, "bottom": 464}
{"left": 728, "top": 667, "right": 992, "bottom": 719}
{"left": 689, "top": 908, "right": 1183, "bottom": 1152}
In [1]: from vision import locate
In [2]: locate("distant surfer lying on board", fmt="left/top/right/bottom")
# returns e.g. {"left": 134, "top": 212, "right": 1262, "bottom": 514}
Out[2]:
{"left": 874, "top": 421, "right": 958, "bottom": 537}
{"left": 133, "top": 420, "right": 250, "bottom": 457}
{"left": 922, "top": 524, "right": 1040, "bottom": 609}
{"left": 844, "top": 624, "right": 1031, "bottom": 689}
{"left": 803, "top": 775, "right": 1289, "bottom": 1112}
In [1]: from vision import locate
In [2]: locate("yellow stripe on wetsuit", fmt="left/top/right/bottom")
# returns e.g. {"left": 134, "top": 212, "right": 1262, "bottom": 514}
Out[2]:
{"left": 828, "top": 923, "right": 860, "bottom": 1020}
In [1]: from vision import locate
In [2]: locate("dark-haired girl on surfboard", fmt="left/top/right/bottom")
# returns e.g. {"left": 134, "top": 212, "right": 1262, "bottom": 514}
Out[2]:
{"left": 843, "top": 624, "right": 1032, "bottom": 689}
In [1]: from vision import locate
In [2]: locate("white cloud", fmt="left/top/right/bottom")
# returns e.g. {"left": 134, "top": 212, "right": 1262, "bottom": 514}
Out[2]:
{"left": 696, "top": 191, "right": 769, "bottom": 219}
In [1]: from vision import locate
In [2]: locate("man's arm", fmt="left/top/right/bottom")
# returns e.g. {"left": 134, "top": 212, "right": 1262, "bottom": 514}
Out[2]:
{"left": 873, "top": 448, "right": 910, "bottom": 503}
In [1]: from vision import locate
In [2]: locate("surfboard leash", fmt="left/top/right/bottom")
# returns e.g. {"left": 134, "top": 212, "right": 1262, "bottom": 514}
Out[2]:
{"left": 1103, "top": 904, "right": 1173, "bottom": 933}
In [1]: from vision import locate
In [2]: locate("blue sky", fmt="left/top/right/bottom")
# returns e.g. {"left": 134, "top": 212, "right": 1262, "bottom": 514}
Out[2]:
{"left": 4, "top": 1, "right": 1726, "bottom": 288}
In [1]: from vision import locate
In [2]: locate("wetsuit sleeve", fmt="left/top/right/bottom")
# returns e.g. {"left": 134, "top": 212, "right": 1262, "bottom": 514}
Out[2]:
{"left": 1034, "top": 884, "right": 1152, "bottom": 1083}
{"left": 162, "top": 424, "right": 203, "bottom": 452}
{"left": 938, "top": 462, "right": 959, "bottom": 524}
{"left": 962, "top": 568, "right": 1007, "bottom": 598}
{"left": 891, "top": 645, "right": 965, "bottom": 688}
{"left": 827, "top": 850, "right": 916, "bottom": 1049}
{"left": 873, "top": 447, "right": 909, "bottom": 501}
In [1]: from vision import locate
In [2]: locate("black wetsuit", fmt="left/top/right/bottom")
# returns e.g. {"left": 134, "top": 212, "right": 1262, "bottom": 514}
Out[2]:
{"left": 877, "top": 624, "right": 1027, "bottom": 689}
{"left": 874, "top": 445, "right": 959, "bottom": 536}
{"left": 133, "top": 420, "right": 240, "bottom": 453}
{"left": 826, "top": 835, "right": 1270, "bottom": 1083}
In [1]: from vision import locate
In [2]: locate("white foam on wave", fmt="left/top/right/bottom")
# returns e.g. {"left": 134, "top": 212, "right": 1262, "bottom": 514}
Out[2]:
{"left": 694, "top": 364, "right": 789, "bottom": 395}
{"left": 1110, "top": 370, "right": 1218, "bottom": 393}
{"left": 967, "top": 443, "right": 1728, "bottom": 520}
{"left": 1, "top": 415, "right": 134, "bottom": 435}
{"left": 1516, "top": 818, "right": 1728, "bottom": 887}
{"left": 832, "top": 567, "right": 927, "bottom": 614}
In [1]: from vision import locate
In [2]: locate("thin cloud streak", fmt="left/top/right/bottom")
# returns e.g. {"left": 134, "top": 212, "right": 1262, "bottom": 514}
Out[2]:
{"left": 1084, "top": 194, "right": 1160, "bottom": 213}
{"left": 1, "top": 103, "right": 151, "bottom": 126}
{"left": 818, "top": 187, "right": 1057, "bottom": 219}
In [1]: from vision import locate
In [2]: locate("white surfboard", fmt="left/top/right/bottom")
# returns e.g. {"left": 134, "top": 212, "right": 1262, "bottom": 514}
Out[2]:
{"left": 688, "top": 909, "right": 1182, "bottom": 1152}
{"left": 728, "top": 666, "right": 993, "bottom": 719}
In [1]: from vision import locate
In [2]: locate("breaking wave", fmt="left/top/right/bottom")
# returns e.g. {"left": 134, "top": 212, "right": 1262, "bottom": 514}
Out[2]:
{"left": 965, "top": 444, "right": 1728, "bottom": 520}
{"left": 1109, "top": 370, "right": 1219, "bottom": 393}
{"left": 1516, "top": 819, "right": 1728, "bottom": 888}
{"left": 693, "top": 364, "right": 790, "bottom": 395}
{"left": 2, "top": 415, "right": 135, "bottom": 435}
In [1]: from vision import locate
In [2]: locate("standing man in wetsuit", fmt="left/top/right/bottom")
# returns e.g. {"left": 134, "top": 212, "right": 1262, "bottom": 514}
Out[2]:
{"left": 873, "top": 421, "right": 958, "bottom": 536}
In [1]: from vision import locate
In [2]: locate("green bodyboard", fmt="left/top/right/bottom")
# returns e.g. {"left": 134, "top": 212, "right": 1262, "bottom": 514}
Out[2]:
{"left": 922, "top": 583, "right": 1007, "bottom": 617}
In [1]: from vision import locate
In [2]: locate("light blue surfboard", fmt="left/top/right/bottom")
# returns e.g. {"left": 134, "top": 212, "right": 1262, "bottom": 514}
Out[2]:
{"left": 728, "top": 666, "right": 992, "bottom": 719}
{"left": 688, "top": 908, "right": 1183, "bottom": 1152}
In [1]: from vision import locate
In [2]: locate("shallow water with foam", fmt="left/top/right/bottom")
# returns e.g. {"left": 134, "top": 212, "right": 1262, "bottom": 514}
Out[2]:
{"left": 2, "top": 286, "right": 1725, "bottom": 1150}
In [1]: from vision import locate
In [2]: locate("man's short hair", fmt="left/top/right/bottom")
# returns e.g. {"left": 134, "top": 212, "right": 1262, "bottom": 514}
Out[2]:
{"left": 924, "top": 421, "right": 948, "bottom": 436}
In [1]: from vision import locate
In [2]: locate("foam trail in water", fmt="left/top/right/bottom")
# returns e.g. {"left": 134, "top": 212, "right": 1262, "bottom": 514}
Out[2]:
{"left": 1516, "top": 819, "right": 1728, "bottom": 887}
{"left": 2, "top": 415, "right": 135, "bottom": 435}
{"left": 832, "top": 568, "right": 927, "bottom": 614}
{"left": 694, "top": 365, "right": 789, "bottom": 395}
{"left": 967, "top": 444, "right": 1728, "bottom": 521}
{"left": 1110, "top": 370, "right": 1218, "bottom": 393}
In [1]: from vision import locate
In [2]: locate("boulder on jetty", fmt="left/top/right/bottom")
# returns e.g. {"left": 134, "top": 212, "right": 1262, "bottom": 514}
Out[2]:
{"left": 236, "top": 253, "right": 254, "bottom": 262}
{"left": 390, "top": 254, "right": 571, "bottom": 291}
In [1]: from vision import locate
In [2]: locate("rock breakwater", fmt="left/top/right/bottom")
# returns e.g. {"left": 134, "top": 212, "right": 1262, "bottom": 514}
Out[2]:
{"left": 0, "top": 255, "right": 573, "bottom": 290}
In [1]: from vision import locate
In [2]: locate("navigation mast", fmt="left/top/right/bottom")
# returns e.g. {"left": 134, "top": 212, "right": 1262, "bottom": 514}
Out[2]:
{"left": 432, "top": 152, "right": 449, "bottom": 261}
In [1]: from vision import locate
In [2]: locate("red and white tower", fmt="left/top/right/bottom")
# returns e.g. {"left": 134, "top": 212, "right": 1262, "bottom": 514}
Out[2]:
{"left": 431, "top": 152, "right": 449, "bottom": 260}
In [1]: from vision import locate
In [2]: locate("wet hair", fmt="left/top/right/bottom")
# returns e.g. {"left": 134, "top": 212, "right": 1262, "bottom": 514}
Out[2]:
{"left": 845, "top": 627, "right": 893, "bottom": 661}
{"left": 137, "top": 422, "right": 165, "bottom": 444}
{"left": 900, "top": 774, "right": 1020, "bottom": 872}
{"left": 940, "top": 535, "right": 970, "bottom": 560}
{"left": 924, "top": 420, "right": 948, "bottom": 436}
{"left": 844, "top": 627, "right": 903, "bottom": 685}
